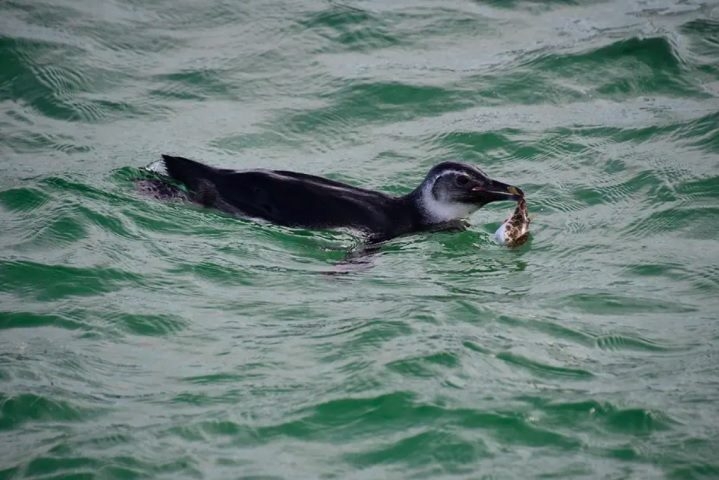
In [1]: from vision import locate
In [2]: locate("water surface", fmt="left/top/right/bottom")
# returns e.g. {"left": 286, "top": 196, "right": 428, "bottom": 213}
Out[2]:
{"left": 1, "top": 0, "right": 719, "bottom": 478}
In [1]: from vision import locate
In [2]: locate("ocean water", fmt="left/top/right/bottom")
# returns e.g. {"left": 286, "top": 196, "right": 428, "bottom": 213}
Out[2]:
{"left": 1, "top": 0, "right": 719, "bottom": 478}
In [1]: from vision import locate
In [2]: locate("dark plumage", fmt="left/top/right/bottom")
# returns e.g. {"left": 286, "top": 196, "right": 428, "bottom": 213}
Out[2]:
{"left": 142, "top": 155, "right": 522, "bottom": 241}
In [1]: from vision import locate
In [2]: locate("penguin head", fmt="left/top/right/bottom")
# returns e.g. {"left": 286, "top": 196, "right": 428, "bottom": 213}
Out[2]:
{"left": 417, "top": 161, "right": 523, "bottom": 223}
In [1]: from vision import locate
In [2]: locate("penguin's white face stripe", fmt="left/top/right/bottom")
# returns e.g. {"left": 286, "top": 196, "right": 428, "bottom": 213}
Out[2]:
{"left": 428, "top": 168, "right": 488, "bottom": 190}
{"left": 430, "top": 169, "right": 473, "bottom": 182}
{"left": 420, "top": 192, "right": 477, "bottom": 222}
{"left": 417, "top": 171, "right": 478, "bottom": 222}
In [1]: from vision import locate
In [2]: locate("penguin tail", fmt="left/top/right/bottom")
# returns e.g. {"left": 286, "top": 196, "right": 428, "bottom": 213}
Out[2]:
{"left": 147, "top": 155, "right": 218, "bottom": 190}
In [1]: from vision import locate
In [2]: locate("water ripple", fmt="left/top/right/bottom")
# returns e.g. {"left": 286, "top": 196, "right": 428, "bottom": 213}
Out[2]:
{"left": 0, "top": 260, "right": 144, "bottom": 301}
{"left": 1, "top": 0, "right": 718, "bottom": 477}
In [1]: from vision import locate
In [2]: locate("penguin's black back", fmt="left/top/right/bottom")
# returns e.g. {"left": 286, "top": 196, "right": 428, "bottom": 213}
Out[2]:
{"left": 159, "top": 155, "right": 417, "bottom": 237}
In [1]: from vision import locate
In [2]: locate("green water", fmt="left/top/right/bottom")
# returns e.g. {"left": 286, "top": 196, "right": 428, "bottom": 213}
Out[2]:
{"left": 1, "top": 0, "right": 719, "bottom": 478}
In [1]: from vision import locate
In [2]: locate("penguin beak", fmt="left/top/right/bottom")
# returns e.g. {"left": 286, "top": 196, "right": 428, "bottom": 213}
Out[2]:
{"left": 471, "top": 179, "right": 524, "bottom": 203}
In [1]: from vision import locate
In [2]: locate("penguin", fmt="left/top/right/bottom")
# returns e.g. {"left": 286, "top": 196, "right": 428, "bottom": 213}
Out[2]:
{"left": 141, "top": 155, "right": 523, "bottom": 242}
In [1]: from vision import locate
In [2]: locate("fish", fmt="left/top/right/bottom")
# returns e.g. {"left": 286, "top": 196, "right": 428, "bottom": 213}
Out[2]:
{"left": 494, "top": 197, "right": 530, "bottom": 247}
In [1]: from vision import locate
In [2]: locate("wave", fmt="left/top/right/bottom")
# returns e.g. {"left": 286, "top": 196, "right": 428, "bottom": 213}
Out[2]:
{"left": 300, "top": 5, "right": 400, "bottom": 52}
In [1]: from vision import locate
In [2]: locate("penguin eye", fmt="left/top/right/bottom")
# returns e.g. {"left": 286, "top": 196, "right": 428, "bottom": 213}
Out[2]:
{"left": 455, "top": 175, "right": 470, "bottom": 186}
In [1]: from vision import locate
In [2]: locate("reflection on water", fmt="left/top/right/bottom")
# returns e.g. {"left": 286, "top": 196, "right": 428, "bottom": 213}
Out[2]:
{"left": 1, "top": 0, "right": 718, "bottom": 478}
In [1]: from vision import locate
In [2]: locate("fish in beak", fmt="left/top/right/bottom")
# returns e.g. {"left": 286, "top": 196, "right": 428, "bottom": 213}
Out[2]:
{"left": 494, "top": 197, "right": 530, "bottom": 247}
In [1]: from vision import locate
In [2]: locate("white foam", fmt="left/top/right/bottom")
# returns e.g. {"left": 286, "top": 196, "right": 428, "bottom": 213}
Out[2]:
{"left": 145, "top": 159, "right": 168, "bottom": 176}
